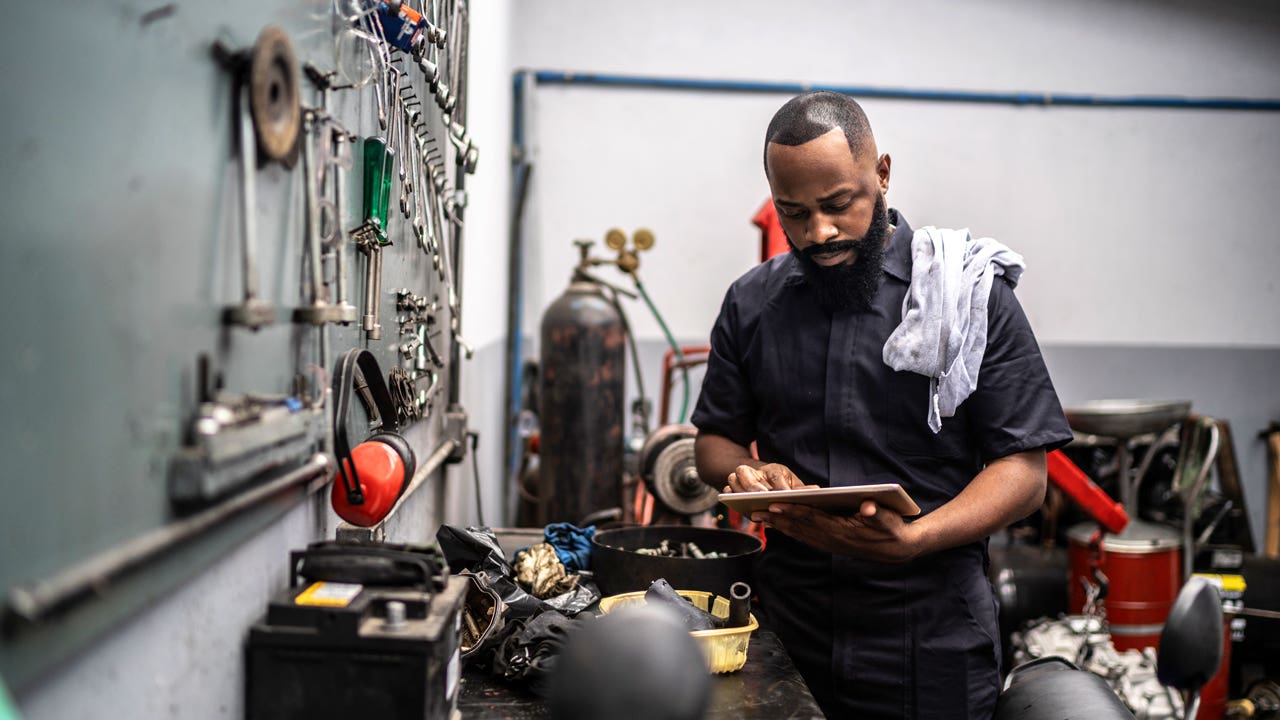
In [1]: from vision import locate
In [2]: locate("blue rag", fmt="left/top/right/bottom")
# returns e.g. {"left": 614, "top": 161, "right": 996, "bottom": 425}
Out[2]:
{"left": 543, "top": 522, "right": 595, "bottom": 573}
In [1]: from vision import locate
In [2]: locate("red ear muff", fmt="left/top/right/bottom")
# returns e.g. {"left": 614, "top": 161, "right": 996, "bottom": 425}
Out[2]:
{"left": 370, "top": 431, "right": 416, "bottom": 483}
{"left": 331, "top": 441, "right": 407, "bottom": 527}
{"left": 330, "top": 350, "right": 416, "bottom": 527}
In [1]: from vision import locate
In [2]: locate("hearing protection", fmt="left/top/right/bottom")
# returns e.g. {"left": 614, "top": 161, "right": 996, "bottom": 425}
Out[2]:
{"left": 330, "top": 349, "right": 417, "bottom": 527}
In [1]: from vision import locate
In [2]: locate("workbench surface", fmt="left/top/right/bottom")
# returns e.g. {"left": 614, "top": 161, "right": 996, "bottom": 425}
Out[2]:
{"left": 458, "top": 629, "right": 824, "bottom": 719}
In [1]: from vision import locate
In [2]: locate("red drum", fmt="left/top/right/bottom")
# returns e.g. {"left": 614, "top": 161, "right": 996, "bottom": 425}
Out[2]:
{"left": 1067, "top": 520, "right": 1183, "bottom": 652}
{"left": 1194, "top": 614, "right": 1232, "bottom": 720}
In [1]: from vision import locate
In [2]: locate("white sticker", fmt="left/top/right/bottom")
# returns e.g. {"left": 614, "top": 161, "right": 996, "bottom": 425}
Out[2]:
{"left": 294, "top": 581, "right": 364, "bottom": 607}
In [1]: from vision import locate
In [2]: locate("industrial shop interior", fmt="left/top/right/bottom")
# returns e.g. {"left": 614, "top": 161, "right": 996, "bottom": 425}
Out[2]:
{"left": 2, "top": 1, "right": 1279, "bottom": 718}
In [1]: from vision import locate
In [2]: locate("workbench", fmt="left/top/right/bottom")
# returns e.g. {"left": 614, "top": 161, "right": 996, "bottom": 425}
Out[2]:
{"left": 458, "top": 628, "right": 824, "bottom": 719}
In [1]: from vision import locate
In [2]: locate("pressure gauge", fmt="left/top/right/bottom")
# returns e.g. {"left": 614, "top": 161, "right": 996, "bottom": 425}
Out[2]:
{"left": 604, "top": 228, "right": 627, "bottom": 250}
{"left": 633, "top": 228, "right": 655, "bottom": 251}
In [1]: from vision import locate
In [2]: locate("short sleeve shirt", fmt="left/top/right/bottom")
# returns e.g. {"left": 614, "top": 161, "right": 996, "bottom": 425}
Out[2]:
{"left": 692, "top": 209, "right": 1072, "bottom": 514}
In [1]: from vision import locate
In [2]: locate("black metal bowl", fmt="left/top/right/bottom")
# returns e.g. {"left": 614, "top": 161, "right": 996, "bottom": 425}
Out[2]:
{"left": 590, "top": 526, "right": 763, "bottom": 599}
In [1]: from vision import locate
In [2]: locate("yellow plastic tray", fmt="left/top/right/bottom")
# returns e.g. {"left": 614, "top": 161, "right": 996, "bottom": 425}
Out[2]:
{"left": 597, "top": 589, "right": 758, "bottom": 673}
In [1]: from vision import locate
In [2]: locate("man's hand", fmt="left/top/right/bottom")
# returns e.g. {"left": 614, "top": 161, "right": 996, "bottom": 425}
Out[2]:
{"left": 752, "top": 500, "right": 925, "bottom": 564}
{"left": 725, "top": 463, "right": 805, "bottom": 493}
{"left": 748, "top": 449, "right": 1049, "bottom": 564}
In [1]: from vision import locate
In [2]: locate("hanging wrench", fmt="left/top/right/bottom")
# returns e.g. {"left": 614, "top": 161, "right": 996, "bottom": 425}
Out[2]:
{"left": 402, "top": 105, "right": 421, "bottom": 220}
{"left": 224, "top": 81, "right": 276, "bottom": 329}
{"left": 411, "top": 124, "right": 432, "bottom": 254}
{"left": 293, "top": 109, "right": 332, "bottom": 324}
{"left": 446, "top": 119, "right": 479, "bottom": 174}
{"left": 327, "top": 125, "right": 358, "bottom": 324}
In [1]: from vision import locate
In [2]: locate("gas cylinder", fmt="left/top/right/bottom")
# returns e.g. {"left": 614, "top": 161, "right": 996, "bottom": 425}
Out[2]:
{"left": 538, "top": 276, "right": 626, "bottom": 526}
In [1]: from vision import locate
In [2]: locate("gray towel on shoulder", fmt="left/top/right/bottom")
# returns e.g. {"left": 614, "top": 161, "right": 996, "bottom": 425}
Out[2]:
{"left": 882, "top": 226, "right": 1025, "bottom": 432}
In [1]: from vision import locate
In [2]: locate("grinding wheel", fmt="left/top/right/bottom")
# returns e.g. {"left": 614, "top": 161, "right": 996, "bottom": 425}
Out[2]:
{"left": 249, "top": 26, "right": 301, "bottom": 166}
{"left": 650, "top": 437, "right": 717, "bottom": 516}
{"left": 637, "top": 423, "right": 697, "bottom": 478}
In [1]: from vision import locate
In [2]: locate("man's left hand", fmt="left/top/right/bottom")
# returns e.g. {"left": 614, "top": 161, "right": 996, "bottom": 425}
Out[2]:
{"left": 751, "top": 500, "right": 925, "bottom": 563}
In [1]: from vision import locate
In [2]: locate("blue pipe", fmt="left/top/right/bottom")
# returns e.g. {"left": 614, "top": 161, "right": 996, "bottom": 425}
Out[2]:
{"left": 504, "top": 71, "right": 530, "bottom": 524}
{"left": 531, "top": 70, "right": 1280, "bottom": 111}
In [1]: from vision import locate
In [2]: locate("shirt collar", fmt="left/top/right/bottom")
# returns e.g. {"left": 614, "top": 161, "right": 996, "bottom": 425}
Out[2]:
{"left": 882, "top": 208, "right": 913, "bottom": 283}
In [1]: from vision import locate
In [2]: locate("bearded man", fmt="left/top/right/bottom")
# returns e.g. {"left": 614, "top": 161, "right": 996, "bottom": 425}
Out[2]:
{"left": 692, "top": 91, "right": 1072, "bottom": 719}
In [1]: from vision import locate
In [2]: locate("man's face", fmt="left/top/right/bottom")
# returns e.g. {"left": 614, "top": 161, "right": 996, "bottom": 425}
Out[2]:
{"left": 766, "top": 128, "right": 889, "bottom": 262}
{"left": 766, "top": 128, "right": 892, "bottom": 311}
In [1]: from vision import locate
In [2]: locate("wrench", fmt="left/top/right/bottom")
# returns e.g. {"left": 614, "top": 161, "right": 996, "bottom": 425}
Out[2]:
{"left": 224, "top": 81, "right": 276, "bottom": 329}
{"left": 293, "top": 109, "right": 331, "bottom": 324}
{"left": 327, "top": 127, "right": 358, "bottom": 324}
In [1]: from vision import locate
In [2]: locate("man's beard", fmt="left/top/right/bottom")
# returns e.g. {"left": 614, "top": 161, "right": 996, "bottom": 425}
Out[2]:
{"left": 787, "top": 193, "right": 890, "bottom": 313}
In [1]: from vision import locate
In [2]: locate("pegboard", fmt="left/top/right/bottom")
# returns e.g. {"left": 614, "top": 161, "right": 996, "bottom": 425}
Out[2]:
{"left": 0, "top": 0, "right": 476, "bottom": 686}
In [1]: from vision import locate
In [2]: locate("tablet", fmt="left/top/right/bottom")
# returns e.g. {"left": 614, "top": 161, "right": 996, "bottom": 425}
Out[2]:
{"left": 717, "top": 483, "right": 921, "bottom": 517}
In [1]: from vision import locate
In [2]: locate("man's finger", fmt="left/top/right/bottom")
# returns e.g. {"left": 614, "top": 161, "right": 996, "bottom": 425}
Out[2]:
{"left": 761, "top": 467, "right": 793, "bottom": 490}
{"left": 738, "top": 465, "right": 769, "bottom": 490}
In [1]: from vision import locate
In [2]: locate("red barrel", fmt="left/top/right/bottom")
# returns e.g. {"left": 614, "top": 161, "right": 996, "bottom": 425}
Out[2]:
{"left": 1194, "top": 614, "right": 1232, "bottom": 720}
{"left": 1067, "top": 520, "right": 1182, "bottom": 652}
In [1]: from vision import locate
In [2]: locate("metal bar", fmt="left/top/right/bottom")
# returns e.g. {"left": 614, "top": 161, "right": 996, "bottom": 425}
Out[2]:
{"left": 503, "top": 70, "right": 534, "bottom": 527}
{"left": 239, "top": 83, "right": 260, "bottom": 300}
{"left": 379, "top": 438, "right": 459, "bottom": 525}
{"left": 447, "top": 167, "right": 466, "bottom": 405}
{"left": 1239, "top": 607, "right": 1280, "bottom": 621}
{"left": 530, "top": 70, "right": 1280, "bottom": 111}
{"left": 334, "top": 155, "right": 351, "bottom": 308}
{"left": 5, "top": 454, "right": 332, "bottom": 625}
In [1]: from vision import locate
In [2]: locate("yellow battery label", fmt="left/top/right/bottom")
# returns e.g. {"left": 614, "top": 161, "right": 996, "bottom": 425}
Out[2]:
{"left": 1192, "top": 573, "right": 1247, "bottom": 594}
{"left": 294, "top": 581, "right": 363, "bottom": 607}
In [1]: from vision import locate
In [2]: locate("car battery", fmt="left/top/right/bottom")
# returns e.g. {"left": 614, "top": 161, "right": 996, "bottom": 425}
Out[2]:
{"left": 246, "top": 542, "right": 466, "bottom": 720}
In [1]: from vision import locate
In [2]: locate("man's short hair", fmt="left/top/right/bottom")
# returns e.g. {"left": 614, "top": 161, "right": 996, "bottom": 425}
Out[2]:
{"left": 764, "top": 91, "right": 874, "bottom": 173}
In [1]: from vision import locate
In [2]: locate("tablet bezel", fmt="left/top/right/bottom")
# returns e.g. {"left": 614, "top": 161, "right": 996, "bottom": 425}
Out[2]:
{"left": 717, "top": 483, "right": 921, "bottom": 517}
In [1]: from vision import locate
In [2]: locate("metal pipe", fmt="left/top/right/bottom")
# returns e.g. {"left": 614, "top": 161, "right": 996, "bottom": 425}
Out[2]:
{"left": 530, "top": 70, "right": 1280, "bottom": 111}
{"left": 1182, "top": 423, "right": 1220, "bottom": 581}
{"left": 371, "top": 245, "right": 383, "bottom": 339}
{"left": 239, "top": 83, "right": 260, "bottom": 301}
{"left": 503, "top": 71, "right": 534, "bottom": 526}
{"left": 333, "top": 147, "right": 351, "bottom": 308}
{"left": 1240, "top": 607, "right": 1280, "bottom": 621}
{"left": 320, "top": 325, "right": 334, "bottom": 454}
{"left": 447, "top": 174, "right": 466, "bottom": 405}
{"left": 302, "top": 112, "right": 325, "bottom": 307}
{"left": 5, "top": 454, "right": 332, "bottom": 625}
{"left": 363, "top": 246, "right": 377, "bottom": 333}
{"left": 373, "top": 438, "right": 458, "bottom": 529}
{"left": 445, "top": 36, "right": 471, "bottom": 406}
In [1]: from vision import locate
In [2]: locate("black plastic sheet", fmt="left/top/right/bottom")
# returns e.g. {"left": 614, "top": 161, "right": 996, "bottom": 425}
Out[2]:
{"left": 492, "top": 611, "right": 593, "bottom": 697}
{"left": 436, "top": 525, "right": 600, "bottom": 674}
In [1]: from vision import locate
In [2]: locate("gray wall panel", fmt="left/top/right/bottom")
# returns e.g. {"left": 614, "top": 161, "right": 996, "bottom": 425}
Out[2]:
{"left": 1, "top": 0, "right": 475, "bottom": 702}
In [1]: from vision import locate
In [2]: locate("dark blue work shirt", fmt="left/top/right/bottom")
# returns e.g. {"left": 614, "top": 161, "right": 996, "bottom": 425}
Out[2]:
{"left": 692, "top": 210, "right": 1072, "bottom": 718}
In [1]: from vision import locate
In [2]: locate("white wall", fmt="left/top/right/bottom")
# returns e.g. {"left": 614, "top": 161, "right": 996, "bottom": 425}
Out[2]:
{"left": 512, "top": 0, "right": 1280, "bottom": 349}
{"left": 508, "top": 0, "right": 1280, "bottom": 543}
{"left": 444, "top": 0, "right": 515, "bottom": 528}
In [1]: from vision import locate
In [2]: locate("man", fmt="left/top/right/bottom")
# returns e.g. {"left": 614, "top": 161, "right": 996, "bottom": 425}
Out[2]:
{"left": 692, "top": 92, "right": 1072, "bottom": 718}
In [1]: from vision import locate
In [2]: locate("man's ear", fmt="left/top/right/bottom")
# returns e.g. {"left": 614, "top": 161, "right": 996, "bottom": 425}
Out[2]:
{"left": 877, "top": 153, "right": 892, "bottom": 195}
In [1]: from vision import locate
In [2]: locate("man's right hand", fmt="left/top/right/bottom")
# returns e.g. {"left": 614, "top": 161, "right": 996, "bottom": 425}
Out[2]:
{"left": 725, "top": 463, "right": 805, "bottom": 493}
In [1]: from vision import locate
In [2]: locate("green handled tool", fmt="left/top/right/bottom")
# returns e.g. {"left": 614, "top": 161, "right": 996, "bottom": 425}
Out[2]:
{"left": 351, "top": 136, "right": 395, "bottom": 247}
